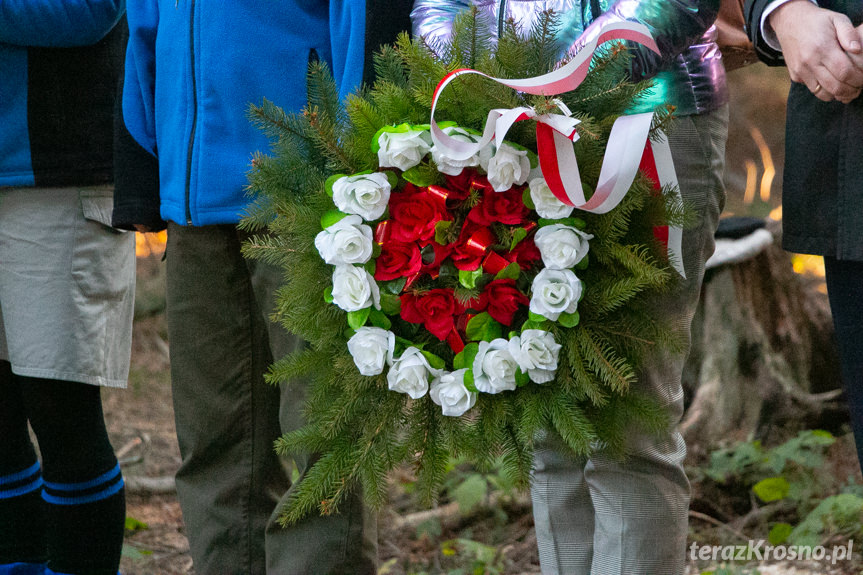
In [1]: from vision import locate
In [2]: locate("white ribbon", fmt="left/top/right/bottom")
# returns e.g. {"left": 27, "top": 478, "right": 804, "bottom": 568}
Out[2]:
{"left": 427, "top": 21, "right": 686, "bottom": 277}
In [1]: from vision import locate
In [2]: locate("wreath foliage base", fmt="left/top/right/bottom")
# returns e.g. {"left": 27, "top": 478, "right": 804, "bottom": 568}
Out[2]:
{"left": 242, "top": 9, "right": 686, "bottom": 525}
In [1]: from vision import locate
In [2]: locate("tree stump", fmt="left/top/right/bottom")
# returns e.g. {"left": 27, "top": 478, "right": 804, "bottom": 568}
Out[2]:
{"left": 680, "top": 219, "right": 842, "bottom": 456}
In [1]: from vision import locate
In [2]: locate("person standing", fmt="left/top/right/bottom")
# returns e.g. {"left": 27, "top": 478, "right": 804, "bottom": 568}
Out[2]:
{"left": 0, "top": 3, "right": 133, "bottom": 575}
{"left": 115, "top": 2, "right": 412, "bottom": 573}
{"left": 744, "top": 0, "right": 863, "bottom": 467}
{"left": 412, "top": 1, "right": 728, "bottom": 573}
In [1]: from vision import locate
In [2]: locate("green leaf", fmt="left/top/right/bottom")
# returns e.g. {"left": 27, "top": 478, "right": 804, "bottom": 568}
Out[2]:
{"left": 522, "top": 188, "right": 535, "bottom": 210}
{"left": 453, "top": 342, "right": 480, "bottom": 370}
{"left": 521, "top": 320, "right": 548, "bottom": 332}
{"left": 452, "top": 473, "right": 487, "bottom": 513}
{"left": 435, "top": 220, "right": 454, "bottom": 245}
{"left": 464, "top": 369, "right": 478, "bottom": 392}
{"left": 510, "top": 227, "right": 528, "bottom": 251}
{"left": 321, "top": 210, "right": 348, "bottom": 229}
{"left": 421, "top": 351, "right": 446, "bottom": 370}
{"left": 557, "top": 310, "right": 580, "bottom": 328}
{"left": 768, "top": 523, "right": 793, "bottom": 545}
{"left": 494, "top": 262, "right": 520, "bottom": 281}
{"left": 528, "top": 312, "right": 546, "bottom": 323}
{"left": 515, "top": 368, "right": 530, "bottom": 387}
{"left": 372, "top": 242, "right": 382, "bottom": 259}
{"left": 753, "top": 477, "right": 790, "bottom": 503}
{"left": 576, "top": 253, "right": 589, "bottom": 270}
{"left": 347, "top": 308, "right": 371, "bottom": 330}
{"left": 379, "top": 293, "right": 401, "bottom": 315}
{"left": 364, "top": 260, "right": 376, "bottom": 275}
{"left": 383, "top": 277, "right": 407, "bottom": 294}
{"left": 384, "top": 170, "right": 399, "bottom": 188}
{"left": 527, "top": 150, "right": 539, "bottom": 169}
{"left": 459, "top": 267, "right": 483, "bottom": 289}
{"left": 124, "top": 517, "right": 149, "bottom": 532}
{"left": 368, "top": 308, "right": 392, "bottom": 329}
{"left": 465, "top": 312, "right": 503, "bottom": 342}
{"left": 324, "top": 286, "right": 334, "bottom": 303}
{"left": 402, "top": 165, "right": 436, "bottom": 187}
{"left": 324, "top": 174, "right": 346, "bottom": 197}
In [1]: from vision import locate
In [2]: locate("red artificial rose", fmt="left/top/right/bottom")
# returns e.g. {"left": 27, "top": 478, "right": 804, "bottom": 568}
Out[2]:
{"left": 451, "top": 245, "right": 484, "bottom": 271}
{"left": 480, "top": 279, "right": 529, "bottom": 326}
{"left": 509, "top": 237, "right": 542, "bottom": 270}
{"left": 442, "top": 169, "right": 477, "bottom": 200}
{"left": 468, "top": 186, "right": 529, "bottom": 226}
{"left": 375, "top": 241, "right": 422, "bottom": 281}
{"left": 400, "top": 289, "right": 463, "bottom": 340}
{"left": 388, "top": 189, "right": 450, "bottom": 244}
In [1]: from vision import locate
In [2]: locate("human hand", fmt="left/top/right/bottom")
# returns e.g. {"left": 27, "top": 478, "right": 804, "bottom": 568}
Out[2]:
{"left": 770, "top": 0, "right": 863, "bottom": 103}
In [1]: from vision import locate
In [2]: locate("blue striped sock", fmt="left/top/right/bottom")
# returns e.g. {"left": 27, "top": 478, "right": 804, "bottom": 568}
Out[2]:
{"left": 0, "top": 462, "right": 43, "bottom": 500}
{"left": 41, "top": 463, "right": 124, "bottom": 506}
{"left": 40, "top": 463, "right": 125, "bottom": 575}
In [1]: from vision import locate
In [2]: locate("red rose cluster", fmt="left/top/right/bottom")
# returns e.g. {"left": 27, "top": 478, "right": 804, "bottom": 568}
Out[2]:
{"left": 372, "top": 169, "right": 541, "bottom": 351}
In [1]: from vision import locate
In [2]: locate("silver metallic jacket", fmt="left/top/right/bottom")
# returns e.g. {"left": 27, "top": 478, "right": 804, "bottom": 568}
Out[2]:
{"left": 411, "top": 0, "right": 728, "bottom": 116}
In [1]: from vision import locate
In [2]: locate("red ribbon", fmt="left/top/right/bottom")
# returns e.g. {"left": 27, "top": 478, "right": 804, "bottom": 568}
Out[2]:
{"left": 638, "top": 140, "right": 670, "bottom": 251}
{"left": 447, "top": 328, "right": 465, "bottom": 353}
{"left": 375, "top": 220, "right": 392, "bottom": 244}
{"left": 482, "top": 252, "right": 511, "bottom": 275}
{"left": 463, "top": 227, "right": 496, "bottom": 257}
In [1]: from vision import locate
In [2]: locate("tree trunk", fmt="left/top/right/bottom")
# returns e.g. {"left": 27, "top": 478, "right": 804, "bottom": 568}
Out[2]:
{"left": 681, "top": 220, "right": 842, "bottom": 456}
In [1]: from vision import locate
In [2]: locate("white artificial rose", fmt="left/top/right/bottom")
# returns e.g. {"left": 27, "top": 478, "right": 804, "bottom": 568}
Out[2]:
{"left": 431, "top": 127, "right": 486, "bottom": 176}
{"left": 331, "top": 265, "right": 381, "bottom": 312}
{"left": 429, "top": 369, "right": 477, "bottom": 417}
{"left": 377, "top": 130, "right": 432, "bottom": 171}
{"left": 314, "top": 215, "right": 374, "bottom": 265}
{"left": 331, "top": 173, "right": 391, "bottom": 221}
{"left": 484, "top": 143, "right": 531, "bottom": 192}
{"left": 529, "top": 268, "right": 582, "bottom": 321}
{"left": 348, "top": 327, "right": 395, "bottom": 376}
{"left": 387, "top": 347, "right": 438, "bottom": 399}
{"left": 533, "top": 224, "right": 593, "bottom": 270}
{"left": 528, "top": 177, "right": 574, "bottom": 219}
{"left": 508, "top": 330, "right": 561, "bottom": 383}
{"left": 472, "top": 338, "right": 519, "bottom": 394}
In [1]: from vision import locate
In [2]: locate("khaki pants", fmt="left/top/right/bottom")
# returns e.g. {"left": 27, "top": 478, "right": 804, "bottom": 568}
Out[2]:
{"left": 165, "top": 223, "right": 376, "bottom": 575}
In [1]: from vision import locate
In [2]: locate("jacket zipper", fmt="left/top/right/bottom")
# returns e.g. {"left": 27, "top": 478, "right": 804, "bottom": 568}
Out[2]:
{"left": 184, "top": 0, "right": 198, "bottom": 225}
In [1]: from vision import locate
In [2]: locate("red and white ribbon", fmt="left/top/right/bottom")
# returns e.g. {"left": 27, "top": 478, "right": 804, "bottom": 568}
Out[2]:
{"left": 429, "top": 21, "right": 685, "bottom": 277}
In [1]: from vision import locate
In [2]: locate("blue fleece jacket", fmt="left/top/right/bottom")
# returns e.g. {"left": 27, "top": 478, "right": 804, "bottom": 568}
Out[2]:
{"left": 122, "top": 0, "right": 367, "bottom": 226}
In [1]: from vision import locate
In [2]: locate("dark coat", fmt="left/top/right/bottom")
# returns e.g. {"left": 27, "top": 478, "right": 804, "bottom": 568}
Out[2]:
{"left": 745, "top": 0, "right": 863, "bottom": 261}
